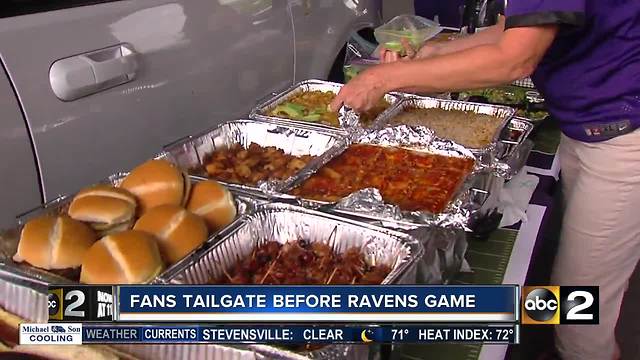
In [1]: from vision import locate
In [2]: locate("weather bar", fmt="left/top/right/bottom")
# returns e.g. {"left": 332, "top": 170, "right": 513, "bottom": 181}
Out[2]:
{"left": 72, "top": 324, "right": 519, "bottom": 345}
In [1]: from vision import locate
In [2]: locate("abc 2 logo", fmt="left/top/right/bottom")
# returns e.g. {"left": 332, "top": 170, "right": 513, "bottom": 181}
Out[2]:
{"left": 522, "top": 286, "right": 599, "bottom": 325}
{"left": 49, "top": 285, "right": 114, "bottom": 322}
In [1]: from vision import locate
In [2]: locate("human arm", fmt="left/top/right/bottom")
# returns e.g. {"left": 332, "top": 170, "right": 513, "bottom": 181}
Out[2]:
{"left": 331, "top": 25, "right": 557, "bottom": 111}
{"left": 381, "top": 16, "right": 506, "bottom": 63}
{"left": 389, "top": 25, "right": 557, "bottom": 92}
{"left": 419, "top": 15, "right": 506, "bottom": 57}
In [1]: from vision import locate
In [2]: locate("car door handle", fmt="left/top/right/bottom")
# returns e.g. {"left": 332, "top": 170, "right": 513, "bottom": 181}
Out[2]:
{"left": 50, "top": 44, "right": 138, "bottom": 101}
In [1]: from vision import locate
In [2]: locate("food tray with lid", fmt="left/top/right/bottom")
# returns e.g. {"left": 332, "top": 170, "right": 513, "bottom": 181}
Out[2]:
{"left": 159, "top": 202, "right": 424, "bottom": 359}
{"left": 249, "top": 79, "right": 402, "bottom": 132}
{"left": 0, "top": 173, "right": 260, "bottom": 288}
{"left": 274, "top": 125, "right": 481, "bottom": 231}
{"left": 373, "top": 95, "right": 516, "bottom": 169}
{"left": 161, "top": 119, "right": 347, "bottom": 196}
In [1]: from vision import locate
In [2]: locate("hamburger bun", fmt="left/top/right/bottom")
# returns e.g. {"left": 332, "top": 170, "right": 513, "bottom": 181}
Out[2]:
{"left": 120, "top": 160, "right": 190, "bottom": 214}
{"left": 68, "top": 184, "right": 136, "bottom": 236}
{"left": 133, "top": 205, "right": 208, "bottom": 265}
{"left": 13, "top": 216, "right": 96, "bottom": 270}
{"left": 186, "top": 180, "right": 237, "bottom": 232}
{"left": 80, "top": 230, "right": 164, "bottom": 284}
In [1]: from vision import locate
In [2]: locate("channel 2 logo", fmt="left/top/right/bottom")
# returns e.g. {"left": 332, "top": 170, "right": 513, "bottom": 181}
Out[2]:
{"left": 48, "top": 290, "right": 61, "bottom": 317}
{"left": 522, "top": 286, "right": 599, "bottom": 325}
{"left": 48, "top": 286, "right": 114, "bottom": 322}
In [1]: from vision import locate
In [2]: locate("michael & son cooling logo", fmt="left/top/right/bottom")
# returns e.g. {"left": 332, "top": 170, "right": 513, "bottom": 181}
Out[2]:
{"left": 522, "top": 286, "right": 599, "bottom": 325}
{"left": 19, "top": 323, "right": 83, "bottom": 345}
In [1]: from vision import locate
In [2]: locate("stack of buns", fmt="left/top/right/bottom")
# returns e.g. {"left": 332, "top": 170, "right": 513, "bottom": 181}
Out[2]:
{"left": 13, "top": 159, "right": 237, "bottom": 285}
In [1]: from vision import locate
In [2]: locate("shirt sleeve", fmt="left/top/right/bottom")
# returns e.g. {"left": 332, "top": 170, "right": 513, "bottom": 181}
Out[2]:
{"left": 505, "top": 0, "right": 586, "bottom": 29}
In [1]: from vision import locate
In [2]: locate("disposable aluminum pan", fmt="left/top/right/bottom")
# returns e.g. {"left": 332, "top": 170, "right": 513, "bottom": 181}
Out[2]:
{"left": 250, "top": 79, "right": 402, "bottom": 132}
{"left": 0, "top": 174, "right": 260, "bottom": 289}
{"left": 279, "top": 126, "right": 480, "bottom": 231}
{"left": 160, "top": 203, "right": 423, "bottom": 360}
{"left": 373, "top": 95, "right": 516, "bottom": 168}
{"left": 0, "top": 263, "right": 48, "bottom": 322}
{"left": 162, "top": 119, "right": 346, "bottom": 195}
{"left": 495, "top": 117, "right": 534, "bottom": 173}
{"left": 161, "top": 203, "right": 423, "bottom": 285}
{"left": 112, "top": 343, "right": 264, "bottom": 360}
{"left": 465, "top": 118, "right": 535, "bottom": 234}
{"left": 0, "top": 270, "right": 263, "bottom": 360}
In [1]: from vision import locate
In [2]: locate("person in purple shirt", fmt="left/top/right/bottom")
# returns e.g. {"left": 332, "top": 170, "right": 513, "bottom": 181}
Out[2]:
{"left": 414, "top": 0, "right": 465, "bottom": 28}
{"left": 330, "top": 1, "right": 640, "bottom": 359}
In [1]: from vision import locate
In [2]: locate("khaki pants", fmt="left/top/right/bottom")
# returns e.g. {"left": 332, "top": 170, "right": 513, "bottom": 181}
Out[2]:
{"left": 553, "top": 129, "right": 640, "bottom": 360}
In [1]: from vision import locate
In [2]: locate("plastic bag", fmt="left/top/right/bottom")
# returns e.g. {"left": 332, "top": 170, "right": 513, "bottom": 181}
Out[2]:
{"left": 343, "top": 33, "right": 379, "bottom": 82}
{"left": 374, "top": 15, "right": 443, "bottom": 55}
{"left": 498, "top": 171, "right": 540, "bottom": 228}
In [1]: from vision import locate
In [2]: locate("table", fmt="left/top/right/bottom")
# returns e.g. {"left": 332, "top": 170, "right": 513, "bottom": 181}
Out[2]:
{"left": 396, "top": 119, "right": 562, "bottom": 360}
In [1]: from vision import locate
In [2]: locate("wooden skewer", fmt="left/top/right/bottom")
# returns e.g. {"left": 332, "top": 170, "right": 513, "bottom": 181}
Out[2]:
{"left": 259, "top": 248, "right": 284, "bottom": 285}
{"left": 325, "top": 267, "right": 339, "bottom": 284}
{"left": 222, "top": 267, "right": 233, "bottom": 282}
{"left": 327, "top": 226, "right": 338, "bottom": 247}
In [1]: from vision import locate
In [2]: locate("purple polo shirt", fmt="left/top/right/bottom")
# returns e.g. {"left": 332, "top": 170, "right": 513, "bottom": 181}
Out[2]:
{"left": 506, "top": 0, "right": 640, "bottom": 142}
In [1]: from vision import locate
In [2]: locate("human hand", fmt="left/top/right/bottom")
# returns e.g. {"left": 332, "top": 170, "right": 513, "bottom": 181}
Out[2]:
{"left": 329, "top": 67, "right": 389, "bottom": 113}
{"left": 379, "top": 38, "right": 416, "bottom": 63}
{"left": 414, "top": 43, "right": 440, "bottom": 59}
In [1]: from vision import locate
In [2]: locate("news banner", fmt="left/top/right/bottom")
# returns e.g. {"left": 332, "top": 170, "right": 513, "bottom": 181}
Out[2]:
{"left": 19, "top": 285, "right": 599, "bottom": 346}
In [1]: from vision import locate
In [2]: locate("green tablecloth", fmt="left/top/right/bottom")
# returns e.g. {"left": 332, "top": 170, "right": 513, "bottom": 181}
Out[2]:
{"left": 394, "top": 229, "right": 518, "bottom": 360}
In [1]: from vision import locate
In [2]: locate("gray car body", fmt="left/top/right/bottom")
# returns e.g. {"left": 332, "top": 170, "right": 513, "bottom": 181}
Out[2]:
{"left": 0, "top": 0, "right": 381, "bottom": 229}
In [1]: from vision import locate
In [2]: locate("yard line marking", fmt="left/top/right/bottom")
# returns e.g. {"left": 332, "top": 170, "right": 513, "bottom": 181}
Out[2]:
{"left": 467, "top": 249, "right": 505, "bottom": 258}
{"left": 471, "top": 266, "right": 502, "bottom": 274}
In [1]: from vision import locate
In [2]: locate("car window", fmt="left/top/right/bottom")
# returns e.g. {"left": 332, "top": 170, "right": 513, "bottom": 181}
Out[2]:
{"left": 1, "top": 0, "right": 124, "bottom": 18}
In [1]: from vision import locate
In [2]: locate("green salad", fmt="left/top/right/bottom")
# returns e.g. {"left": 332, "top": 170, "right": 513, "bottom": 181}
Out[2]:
{"left": 458, "top": 87, "right": 527, "bottom": 105}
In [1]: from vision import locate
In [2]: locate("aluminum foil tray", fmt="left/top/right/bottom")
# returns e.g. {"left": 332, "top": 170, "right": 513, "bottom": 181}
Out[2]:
{"left": 162, "top": 119, "right": 346, "bottom": 195}
{"left": 160, "top": 203, "right": 423, "bottom": 360}
{"left": 0, "top": 265, "right": 265, "bottom": 360}
{"left": 250, "top": 79, "right": 402, "bottom": 132}
{"left": 0, "top": 265, "right": 48, "bottom": 322}
{"left": 278, "top": 125, "right": 480, "bottom": 230}
{"left": 112, "top": 343, "right": 264, "bottom": 360}
{"left": 0, "top": 271, "right": 263, "bottom": 360}
{"left": 248, "top": 344, "right": 370, "bottom": 360}
{"left": 373, "top": 95, "right": 516, "bottom": 168}
{"left": 0, "top": 174, "right": 260, "bottom": 289}
{"left": 161, "top": 202, "right": 423, "bottom": 285}
{"left": 496, "top": 117, "right": 534, "bottom": 162}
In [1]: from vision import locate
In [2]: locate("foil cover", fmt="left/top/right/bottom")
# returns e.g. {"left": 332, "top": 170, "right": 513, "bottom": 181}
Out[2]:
{"left": 373, "top": 95, "right": 516, "bottom": 170}
{"left": 282, "top": 125, "right": 479, "bottom": 231}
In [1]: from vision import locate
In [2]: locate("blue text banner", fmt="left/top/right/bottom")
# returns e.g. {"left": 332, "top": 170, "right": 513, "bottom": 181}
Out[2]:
{"left": 116, "top": 285, "right": 519, "bottom": 322}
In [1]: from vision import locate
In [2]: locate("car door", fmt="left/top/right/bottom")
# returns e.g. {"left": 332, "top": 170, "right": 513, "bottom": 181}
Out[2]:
{"left": 289, "top": 0, "right": 382, "bottom": 81}
{"left": 0, "top": 0, "right": 294, "bottom": 203}
{"left": 0, "top": 65, "right": 41, "bottom": 229}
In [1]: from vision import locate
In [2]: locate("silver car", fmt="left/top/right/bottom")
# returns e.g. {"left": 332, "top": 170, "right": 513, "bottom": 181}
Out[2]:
{"left": 0, "top": 0, "right": 382, "bottom": 228}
